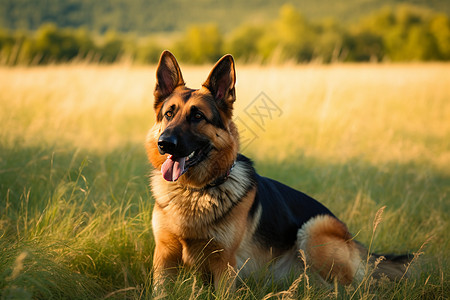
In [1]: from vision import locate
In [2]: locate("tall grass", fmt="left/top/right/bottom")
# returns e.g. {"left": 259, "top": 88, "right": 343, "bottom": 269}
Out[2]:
{"left": 0, "top": 63, "right": 449, "bottom": 299}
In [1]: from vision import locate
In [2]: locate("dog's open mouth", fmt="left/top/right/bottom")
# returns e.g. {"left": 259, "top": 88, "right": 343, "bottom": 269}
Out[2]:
{"left": 161, "top": 145, "right": 211, "bottom": 182}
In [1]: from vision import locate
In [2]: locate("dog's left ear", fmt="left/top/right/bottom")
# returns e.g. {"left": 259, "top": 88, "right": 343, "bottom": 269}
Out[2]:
{"left": 203, "top": 55, "right": 236, "bottom": 114}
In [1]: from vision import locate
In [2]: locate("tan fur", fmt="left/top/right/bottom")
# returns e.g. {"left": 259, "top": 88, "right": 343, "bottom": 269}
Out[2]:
{"left": 297, "top": 215, "right": 365, "bottom": 284}
{"left": 150, "top": 158, "right": 257, "bottom": 289}
{"left": 146, "top": 91, "right": 239, "bottom": 189}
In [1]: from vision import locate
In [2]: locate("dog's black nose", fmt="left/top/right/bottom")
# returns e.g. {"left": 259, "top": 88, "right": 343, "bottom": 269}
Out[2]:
{"left": 158, "top": 134, "right": 177, "bottom": 154}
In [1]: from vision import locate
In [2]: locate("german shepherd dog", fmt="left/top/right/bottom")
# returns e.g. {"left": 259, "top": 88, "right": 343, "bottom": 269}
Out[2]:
{"left": 146, "top": 51, "right": 411, "bottom": 291}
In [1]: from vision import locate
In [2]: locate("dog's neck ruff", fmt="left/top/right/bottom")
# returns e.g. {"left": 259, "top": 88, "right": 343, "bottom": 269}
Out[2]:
{"left": 203, "top": 161, "right": 236, "bottom": 188}
{"left": 179, "top": 161, "right": 235, "bottom": 192}
{"left": 151, "top": 156, "right": 256, "bottom": 228}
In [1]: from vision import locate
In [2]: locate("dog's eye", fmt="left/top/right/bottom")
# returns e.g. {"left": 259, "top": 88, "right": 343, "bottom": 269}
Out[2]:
{"left": 164, "top": 111, "right": 173, "bottom": 120}
{"left": 192, "top": 112, "right": 204, "bottom": 121}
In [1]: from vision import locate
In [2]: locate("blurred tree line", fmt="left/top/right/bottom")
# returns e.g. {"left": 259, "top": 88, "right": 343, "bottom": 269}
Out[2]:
{"left": 0, "top": 4, "right": 449, "bottom": 65}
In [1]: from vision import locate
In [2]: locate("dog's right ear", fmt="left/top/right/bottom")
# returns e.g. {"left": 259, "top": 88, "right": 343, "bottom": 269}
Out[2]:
{"left": 154, "top": 51, "right": 185, "bottom": 109}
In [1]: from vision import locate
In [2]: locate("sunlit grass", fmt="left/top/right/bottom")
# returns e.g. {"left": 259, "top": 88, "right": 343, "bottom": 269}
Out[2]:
{"left": 0, "top": 63, "right": 449, "bottom": 298}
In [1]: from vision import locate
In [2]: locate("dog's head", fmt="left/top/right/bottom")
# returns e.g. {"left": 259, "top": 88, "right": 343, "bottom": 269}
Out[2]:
{"left": 146, "top": 51, "right": 239, "bottom": 188}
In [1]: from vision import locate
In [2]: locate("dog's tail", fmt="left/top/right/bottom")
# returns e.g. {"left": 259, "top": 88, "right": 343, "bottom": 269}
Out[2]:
{"left": 366, "top": 252, "right": 413, "bottom": 280}
{"left": 297, "top": 215, "right": 414, "bottom": 284}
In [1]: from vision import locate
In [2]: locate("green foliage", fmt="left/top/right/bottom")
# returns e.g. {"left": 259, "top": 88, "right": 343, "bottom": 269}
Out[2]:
{"left": 1, "top": 5, "right": 450, "bottom": 64}
{"left": 173, "top": 24, "right": 223, "bottom": 64}
{"left": 135, "top": 38, "right": 163, "bottom": 65}
{"left": 314, "top": 19, "right": 348, "bottom": 63}
{"left": 225, "top": 24, "right": 266, "bottom": 63}
{"left": 98, "top": 31, "right": 125, "bottom": 63}
{"left": 0, "top": 24, "right": 164, "bottom": 65}
{"left": 430, "top": 14, "right": 450, "bottom": 59}
{"left": 275, "top": 4, "right": 316, "bottom": 62}
{"left": 344, "top": 31, "right": 384, "bottom": 62}
{"left": 1, "top": 0, "right": 450, "bottom": 33}
{"left": 33, "top": 23, "right": 85, "bottom": 63}
{"left": 355, "top": 5, "right": 449, "bottom": 61}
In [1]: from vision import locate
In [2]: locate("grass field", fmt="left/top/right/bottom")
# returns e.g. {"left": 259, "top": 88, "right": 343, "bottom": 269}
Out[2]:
{"left": 0, "top": 63, "right": 449, "bottom": 299}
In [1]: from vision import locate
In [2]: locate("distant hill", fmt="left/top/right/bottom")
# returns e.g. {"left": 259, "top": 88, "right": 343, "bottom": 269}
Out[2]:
{"left": 0, "top": 0, "right": 449, "bottom": 33}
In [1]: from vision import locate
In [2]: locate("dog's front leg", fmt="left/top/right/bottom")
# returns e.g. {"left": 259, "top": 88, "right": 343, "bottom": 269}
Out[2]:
{"left": 152, "top": 233, "right": 182, "bottom": 296}
{"left": 209, "top": 251, "right": 238, "bottom": 294}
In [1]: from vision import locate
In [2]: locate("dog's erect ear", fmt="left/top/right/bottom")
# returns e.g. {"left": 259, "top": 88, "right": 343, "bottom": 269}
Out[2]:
{"left": 154, "top": 51, "right": 185, "bottom": 109}
{"left": 203, "top": 54, "right": 236, "bottom": 113}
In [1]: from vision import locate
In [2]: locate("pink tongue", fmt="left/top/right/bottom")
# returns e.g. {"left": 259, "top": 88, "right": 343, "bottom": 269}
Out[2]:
{"left": 161, "top": 155, "right": 186, "bottom": 181}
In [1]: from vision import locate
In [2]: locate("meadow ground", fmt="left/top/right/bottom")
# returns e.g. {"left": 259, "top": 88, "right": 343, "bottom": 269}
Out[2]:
{"left": 0, "top": 63, "right": 449, "bottom": 299}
